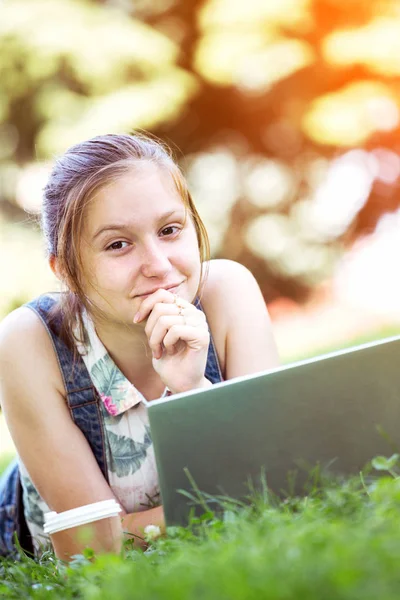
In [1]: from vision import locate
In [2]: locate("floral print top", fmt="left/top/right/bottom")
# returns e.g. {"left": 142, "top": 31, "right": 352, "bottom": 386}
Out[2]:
{"left": 19, "top": 309, "right": 163, "bottom": 552}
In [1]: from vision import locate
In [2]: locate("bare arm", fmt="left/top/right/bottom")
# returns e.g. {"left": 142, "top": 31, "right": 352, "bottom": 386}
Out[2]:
{"left": 201, "top": 259, "right": 280, "bottom": 379}
{"left": 0, "top": 307, "right": 163, "bottom": 559}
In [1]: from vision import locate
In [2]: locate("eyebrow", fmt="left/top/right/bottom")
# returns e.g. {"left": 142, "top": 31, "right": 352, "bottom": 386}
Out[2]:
{"left": 92, "top": 209, "right": 185, "bottom": 241}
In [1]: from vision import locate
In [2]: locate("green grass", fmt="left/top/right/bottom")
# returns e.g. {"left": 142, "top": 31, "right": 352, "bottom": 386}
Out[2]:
{"left": 284, "top": 324, "right": 400, "bottom": 364}
{"left": 2, "top": 462, "right": 400, "bottom": 599}
{"left": 2, "top": 326, "right": 400, "bottom": 598}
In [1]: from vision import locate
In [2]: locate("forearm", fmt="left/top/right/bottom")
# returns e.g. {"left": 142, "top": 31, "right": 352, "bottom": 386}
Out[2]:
{"left": 50, "top": 505, "right": 165, "bottom": 559}
{"left": 50, "top": 515, "right": 123, "bottom": 561}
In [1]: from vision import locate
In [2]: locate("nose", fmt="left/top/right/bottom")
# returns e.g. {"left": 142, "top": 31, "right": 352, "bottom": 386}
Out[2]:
{"left": 139, "top": 238, "right": 172, "bottom": 279}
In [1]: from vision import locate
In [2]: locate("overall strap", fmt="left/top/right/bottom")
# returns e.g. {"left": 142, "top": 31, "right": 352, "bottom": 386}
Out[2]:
{"left": 195, "top": 298, "right": 224, "bottom": 384}
{"left": 26, "top": 295, "right": 108, "bottom": 481}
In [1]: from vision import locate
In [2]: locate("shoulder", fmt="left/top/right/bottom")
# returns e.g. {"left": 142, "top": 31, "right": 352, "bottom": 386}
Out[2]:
{"left": 0, "top": 304, "right": 50, "bottom": 353}
{"left": 0, "top": 305, "right": 44, "bottom": 347}
{"left": 206, "top": 258, "right": 253, "bottom": 280}
{"left": 199, "top": 260, "right": 268, "bottom": 376}
{"left": 0, "top": 293, "right": 62, "bottom": 352}
{"left": 201, "top": 259, "right": 263, "bottom": 312}
{"left": 0, "top": 305, "right": 65, "bottom": 397}
{"left": 199, "top": 260, "right": 279, "bottom": 379}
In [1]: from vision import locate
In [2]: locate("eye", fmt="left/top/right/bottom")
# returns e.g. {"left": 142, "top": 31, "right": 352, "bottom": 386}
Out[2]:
{"left": 160, "top": 225, "right": 181, "bottom": 237}
{"left": 106, "top": 241, "right": 130, "bottom": 251}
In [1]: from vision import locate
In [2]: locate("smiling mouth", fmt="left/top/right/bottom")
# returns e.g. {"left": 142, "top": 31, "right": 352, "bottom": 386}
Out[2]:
{"left": 136, "top": 282, "right": 184, "bottom": 298}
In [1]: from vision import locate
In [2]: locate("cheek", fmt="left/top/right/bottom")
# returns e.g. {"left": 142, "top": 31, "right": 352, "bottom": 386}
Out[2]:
{"left": 80, "top": 254, "right": 123, "bottom": 293}
{"left": 182, "top": 233, "right": 202, "bottom": 281}
{"left": 183, "top": 224, "right": 201, "bottom": 261}
{"left": 96, "top": 259, "right": 133, "bottom": 290}
{"left": 179, "top": 240, "right": 201, "bottom": 273}
{"left": 79, "top": 246, "right": 100, "bottom": 290}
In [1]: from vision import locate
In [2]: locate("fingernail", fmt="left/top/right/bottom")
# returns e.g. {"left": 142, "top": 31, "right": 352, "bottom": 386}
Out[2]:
{"left": 133, "top": 312, "right": 140, "bottom": 323}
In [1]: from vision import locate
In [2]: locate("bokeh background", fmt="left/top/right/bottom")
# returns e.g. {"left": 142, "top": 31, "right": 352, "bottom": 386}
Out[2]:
{"left": 1, "top": 0, "right": 400, "bottom": 455}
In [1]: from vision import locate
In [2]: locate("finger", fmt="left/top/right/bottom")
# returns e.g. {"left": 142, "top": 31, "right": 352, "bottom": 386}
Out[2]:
{"left": 173, "top": 295, "right": 192, "bottom": 309}
{"left": 144, "top": 302, "right": 182, "bottom": 339}
{"left": 145, "top": 300, "right": 206, "bottom": 337}
{"left": 148, "top": 310, "right": 207, "bottom": 358}
{"left": 148, "top": 315, "right": 183, "bottom": 359}
{"left": 162, "top": 325, "right": 210, "bottom": 355}
{"left": 134, "top": 289, "right": 176, "bottom": 323}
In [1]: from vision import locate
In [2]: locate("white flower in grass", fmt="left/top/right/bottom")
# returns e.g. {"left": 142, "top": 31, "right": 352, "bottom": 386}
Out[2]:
{"left": 144, "top": 524, "right": 161, "bottom": 541}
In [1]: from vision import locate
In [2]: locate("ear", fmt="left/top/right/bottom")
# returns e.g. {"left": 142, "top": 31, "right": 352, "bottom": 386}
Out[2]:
{"left": 49, "top": 254, "right": 78, "bottom": 293}
{"left": 49, "top": 254, "right": 62, "bottom": 281}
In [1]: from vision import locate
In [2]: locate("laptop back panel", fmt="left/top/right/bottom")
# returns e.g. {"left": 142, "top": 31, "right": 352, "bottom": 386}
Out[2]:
{"left": 148, "top": 337, "right": 400, "bottom": 526}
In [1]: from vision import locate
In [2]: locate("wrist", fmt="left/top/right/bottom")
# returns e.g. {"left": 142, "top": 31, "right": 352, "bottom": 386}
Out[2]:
{"left": 198, "top": 377, "right": 212, "bottom": 390}
{"left": 168, "top": 377, "right": 212, "bottom": 396}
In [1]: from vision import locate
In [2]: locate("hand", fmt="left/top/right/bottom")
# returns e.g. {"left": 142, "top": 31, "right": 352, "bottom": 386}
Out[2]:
{"left": 133, "top": 289, "right": 210, "bottom": 394}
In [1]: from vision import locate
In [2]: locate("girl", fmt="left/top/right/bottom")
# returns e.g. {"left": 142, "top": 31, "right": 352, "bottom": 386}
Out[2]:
{"left": 0, "top": 133, "right": 279, "bottom": 559}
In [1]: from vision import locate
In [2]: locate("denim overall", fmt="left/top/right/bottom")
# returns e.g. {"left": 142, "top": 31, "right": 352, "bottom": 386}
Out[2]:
{"left": 0, "top": 294, "right": 223, "bottom": 556}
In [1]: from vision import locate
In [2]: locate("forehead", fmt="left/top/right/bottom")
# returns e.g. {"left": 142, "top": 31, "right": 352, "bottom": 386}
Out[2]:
{"left": 86, "top": 162, "right": 185, "bottom": 224}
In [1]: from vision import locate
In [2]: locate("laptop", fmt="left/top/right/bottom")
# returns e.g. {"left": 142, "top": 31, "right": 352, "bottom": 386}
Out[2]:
{"left": 147, "top": 335, "right": 400, "bottom": 526}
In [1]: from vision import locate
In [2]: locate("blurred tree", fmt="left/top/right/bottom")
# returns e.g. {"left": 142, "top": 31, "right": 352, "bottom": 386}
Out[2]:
{"left": 1, "top": 0, "right": 400, "bottom": 301}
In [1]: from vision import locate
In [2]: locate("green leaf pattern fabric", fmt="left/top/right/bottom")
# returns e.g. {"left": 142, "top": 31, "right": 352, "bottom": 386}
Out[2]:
{"left": 20, "top": 473, "right": 47, "bottom": 528}
{"left": 91, "top": 353, "right": 142, "bottom": 416}
{"left": 19, "top": 464, "right": 53, "bottom": 553}
{"left": 106, "top": 428, "right": 153, "bottom": 478}
{"left": 77, "top": 309, "right": 162, "bottom": 511}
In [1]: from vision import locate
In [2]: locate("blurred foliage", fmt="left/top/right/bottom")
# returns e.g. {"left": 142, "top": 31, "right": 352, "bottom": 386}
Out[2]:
{"left": 0, "top": 218, "right": 57, "bottom": 316}
{"left": 0, "top": 0, "right": 400, "bottom": 303}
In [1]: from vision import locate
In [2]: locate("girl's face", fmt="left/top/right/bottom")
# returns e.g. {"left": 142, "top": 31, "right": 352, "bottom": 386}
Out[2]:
{"left": 79, "top": 163, "right": 202, "bottom": 326}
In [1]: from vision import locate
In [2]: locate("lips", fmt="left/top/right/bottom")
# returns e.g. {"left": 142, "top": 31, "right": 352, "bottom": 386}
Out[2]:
{"left": 136, "top": 282, "right": 183, "bottom": 297}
